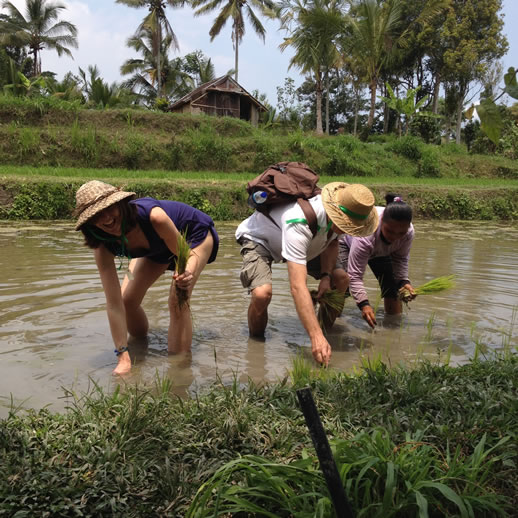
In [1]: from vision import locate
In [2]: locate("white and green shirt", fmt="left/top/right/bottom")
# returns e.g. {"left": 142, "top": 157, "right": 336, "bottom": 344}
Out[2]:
{"left": 235, "top": 195, "right": 336, "bottom": 265}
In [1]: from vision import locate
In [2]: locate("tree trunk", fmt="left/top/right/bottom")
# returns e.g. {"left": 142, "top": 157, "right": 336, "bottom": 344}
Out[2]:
{"left": 234, "top": 24, "right": 239, "bottom": 82}
{"left": 455, "top": 100, "right": 463, "bottom": 145}
{"left": 32, "top": 46, "right": 39, "bottom": 77}
{"left": 315, "top": 74, "right": 323, "bottom": 135}
{"left": 325, "top": 70, "right": 330, "bottom": 135}
{"left": 354, "top": 95, "right": 359, "bottom": 137}
{"left": 156, "top": 23, "right": 162, "bottom": 98}
{"left": 432, "top": 72, "right": 441, "bottom": 115}
{"left": 367, "top": 78, "right": 377, "bottom": 128}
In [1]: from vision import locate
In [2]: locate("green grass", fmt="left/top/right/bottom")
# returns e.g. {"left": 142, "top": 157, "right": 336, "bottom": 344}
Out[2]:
{"left": 1, "top": 355, "right": 517, "bottom": 516}
{"left": 2, "top": 164, "right": 518, "bottom": 188}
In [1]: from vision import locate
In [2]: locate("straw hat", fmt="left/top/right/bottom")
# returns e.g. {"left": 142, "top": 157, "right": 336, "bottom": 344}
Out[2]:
{"left": 321, "top": 182, "right": 378, "bottom": 237}
{"left": 74, "top": 180, "right": 136, "bottom": 230}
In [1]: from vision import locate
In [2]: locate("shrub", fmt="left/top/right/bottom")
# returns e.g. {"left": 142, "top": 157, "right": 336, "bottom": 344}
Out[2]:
{"left": 410, "top": 114, "right": 442, "bottom": 144}
{"left": 123, "top": 132, "right": 147, "bottom": 170}
{"left": 188, "top": 125, "right": 233, "bottom": 171}
{"left": 415, "top": 147, "right": 441, "bottom": 178}
{"left": 387, "top": 135, "right": 423, "bottom": 160}
{"left": 321, "top": 147, "right": 372, "bottom": 177}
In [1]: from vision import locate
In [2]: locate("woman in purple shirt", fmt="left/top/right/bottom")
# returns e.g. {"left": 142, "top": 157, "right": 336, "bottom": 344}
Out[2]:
{"left": 333, "top": 194, "right": 417, "bottom": 328}
{"left": 74, "top": 181, "right": 219, "bottom": 375}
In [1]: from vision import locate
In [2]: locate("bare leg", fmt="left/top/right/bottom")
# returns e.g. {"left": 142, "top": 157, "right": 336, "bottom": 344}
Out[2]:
{"left": 122, "top": 258, "right": 168, "bottom": 337}
{"left": 168, "top": 233, "right": 213, "bottom": 354}
{"left": 248, "top": 284, "right": 272, "bottom": 337}
{"left": 384, "top": 297, "right": 402, "bottom": 315}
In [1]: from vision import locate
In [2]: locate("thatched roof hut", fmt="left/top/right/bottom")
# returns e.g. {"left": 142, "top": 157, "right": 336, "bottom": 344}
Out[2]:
{"left": 168, "top": 75, "right": 267, "bottom": 126}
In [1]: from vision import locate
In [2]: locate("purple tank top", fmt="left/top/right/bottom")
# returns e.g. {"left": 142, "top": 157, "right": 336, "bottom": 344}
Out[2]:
{"left": 106, "top": 198, "right": 219, "bottom": 267}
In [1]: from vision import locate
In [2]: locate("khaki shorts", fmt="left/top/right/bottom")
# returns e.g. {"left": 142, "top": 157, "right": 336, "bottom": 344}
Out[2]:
{"left": 238, "top": 238, "right": 274, "bottom": 292}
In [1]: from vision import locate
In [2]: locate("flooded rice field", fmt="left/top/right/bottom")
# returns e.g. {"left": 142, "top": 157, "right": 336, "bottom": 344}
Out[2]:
{"left": 0, "top": 220, "right": 517, "bottom": 416}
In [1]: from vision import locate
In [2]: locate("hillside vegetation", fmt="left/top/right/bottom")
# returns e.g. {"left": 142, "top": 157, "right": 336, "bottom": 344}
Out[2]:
{"left": 1, "top": 99, "right": 518, "bottom": 221}
{"left": 1, "top": 97, "right": 517, "bottom": 179}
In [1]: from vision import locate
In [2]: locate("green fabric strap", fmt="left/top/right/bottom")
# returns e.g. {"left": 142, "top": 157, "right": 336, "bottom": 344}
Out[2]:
{"left": 339, "top": 205, "right": 369, "bottom": 220}
{"left": 286, "top": 218, "right": 332, "bottom": 234}
{"left": 286, "top": 218, "right": 308, "bottom": 225}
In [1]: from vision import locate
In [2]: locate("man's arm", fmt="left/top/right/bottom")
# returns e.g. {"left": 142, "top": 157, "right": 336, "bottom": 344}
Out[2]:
{"left": 287, "top": 260, "right": 331, "bottom": 366}
{"left": 316, "top": 238, "right": 338, "bottom": 297}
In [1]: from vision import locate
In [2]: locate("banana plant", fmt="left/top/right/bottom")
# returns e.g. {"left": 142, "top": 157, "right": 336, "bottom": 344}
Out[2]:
{"left": 380, "top": 83, "right": 430, "bottom": 136}
{"left": 3, "top": 58, "right": 46, "bottom": 96}
{"left": 465, "top": 67, "right": 518, "bottom": 145}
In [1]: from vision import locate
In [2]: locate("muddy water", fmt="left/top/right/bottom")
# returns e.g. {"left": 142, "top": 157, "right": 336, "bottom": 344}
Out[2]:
{"left": 1, "top": 221, "right": 517, "bottom": 416}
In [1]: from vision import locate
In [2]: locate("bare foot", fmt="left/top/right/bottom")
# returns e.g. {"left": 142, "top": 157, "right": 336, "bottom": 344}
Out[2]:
{"left": 113, "top": 351, "right": 132, "bottom": 375}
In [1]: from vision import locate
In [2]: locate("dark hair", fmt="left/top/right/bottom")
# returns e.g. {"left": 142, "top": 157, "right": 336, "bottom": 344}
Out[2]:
{"left": 383, "top": 192, "right": 412, "bottom": 223}
{"left": 80, "top": 199, "right": 138, "bottom": 249}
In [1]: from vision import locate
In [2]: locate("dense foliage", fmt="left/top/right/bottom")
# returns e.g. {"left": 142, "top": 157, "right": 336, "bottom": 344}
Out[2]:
{"left": 0, "top": 0, "right": 514, "bottom": 146}
{"left": 1, "top": 356, "right": 517, "bottom": 516}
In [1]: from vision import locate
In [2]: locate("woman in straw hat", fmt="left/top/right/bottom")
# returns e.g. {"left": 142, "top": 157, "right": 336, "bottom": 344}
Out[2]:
{"left": 236, "top": 181, "right": 377, "bottom": 366}
{"left": 333, "top": 193, "right": 416, "bottom": 329}
{"left": 74, "top": 180, "right": 219, "bottom": 375}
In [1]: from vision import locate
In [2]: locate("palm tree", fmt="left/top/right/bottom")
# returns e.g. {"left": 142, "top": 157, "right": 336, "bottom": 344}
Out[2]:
{"left": 279, "top": 0, "right": 345, "bottom": 134}
{"left": 121, "top": 27, "right": 193, "bottom": 104}
{"left": 116, "top": 0, "right": 185, "bottom": 98}
{"left": 182, "top": 50, "right": 216, "bottom": 86}
{"left": 344, "top": 0, "right": 448, "bottom": 129}
{"left": 0, "top": 0, "right": 78, "bottom": 77}
{"left": 191, "top": 0, "right": 276, "bottom": 82}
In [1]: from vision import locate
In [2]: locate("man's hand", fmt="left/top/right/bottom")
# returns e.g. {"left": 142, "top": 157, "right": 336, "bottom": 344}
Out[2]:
{"left": 311, "top": 334, "right": 331, "bottom": 366}
{"left": 361, "top": 305, "right": 377, "bottom": 328}
{"left": 286, "top": 261, "right": 332, "bottom": 367}
{"left": 316, "top": 274, "right": 331, "bottom": 299}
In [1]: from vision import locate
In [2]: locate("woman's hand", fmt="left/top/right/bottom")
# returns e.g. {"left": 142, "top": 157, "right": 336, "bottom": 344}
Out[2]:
{"left": 173, "top": 269, "right": 194, "bottom": 290}
{"left": 398, "top": 283, "right": 417, "bottom": 302}
{"left": 361, "top": 305, "right": 377, "bottom": 328}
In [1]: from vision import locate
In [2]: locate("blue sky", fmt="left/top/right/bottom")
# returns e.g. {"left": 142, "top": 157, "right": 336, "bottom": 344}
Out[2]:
{"left": 3, "top": 0, "right": 517, "bottom": 106}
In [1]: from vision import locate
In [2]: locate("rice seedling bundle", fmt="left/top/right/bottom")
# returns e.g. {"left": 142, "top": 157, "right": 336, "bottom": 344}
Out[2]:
{"left": 175, "top": 229, "right": 191, "bottom": 308}
{"left": 399, "top": 275, "right": 456, "bottom": 302}
{"left": 311, "top": 289, "right": 347, "bottom": 329}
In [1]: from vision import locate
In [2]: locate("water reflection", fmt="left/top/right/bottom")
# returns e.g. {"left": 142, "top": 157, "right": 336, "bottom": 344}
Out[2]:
{"left": 0, "top": 220, "right": 517, "bottom": 416}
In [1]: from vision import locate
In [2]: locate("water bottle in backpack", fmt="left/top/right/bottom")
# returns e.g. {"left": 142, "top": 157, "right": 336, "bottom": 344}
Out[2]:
{"left": 248, "top": 190, "right": 267, "bottom": 208}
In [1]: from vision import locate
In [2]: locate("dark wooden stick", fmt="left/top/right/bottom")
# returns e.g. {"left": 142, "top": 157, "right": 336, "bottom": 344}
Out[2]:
{"left": 296, "top": 386, "right": 355, "bottom": 518}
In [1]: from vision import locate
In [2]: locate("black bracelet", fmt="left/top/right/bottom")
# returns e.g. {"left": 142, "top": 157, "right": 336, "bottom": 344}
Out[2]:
{"left": 320, "top": 272, "right": 331, "bottom": 279}
{"left": 114, "top": 346, "right": 129, "bottom": 356}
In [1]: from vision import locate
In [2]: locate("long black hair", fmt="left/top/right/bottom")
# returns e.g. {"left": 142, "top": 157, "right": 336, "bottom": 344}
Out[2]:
{"left": 383, "top": 193, "right": 412, "bottom": 223}
{"left": 79, "top": 199, "right": 138, "bottom": 249}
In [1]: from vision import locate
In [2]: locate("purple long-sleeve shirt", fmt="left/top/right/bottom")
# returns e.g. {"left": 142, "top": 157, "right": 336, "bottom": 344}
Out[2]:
{"left": 339, "top": 207, "right": 414, "bottom": 305}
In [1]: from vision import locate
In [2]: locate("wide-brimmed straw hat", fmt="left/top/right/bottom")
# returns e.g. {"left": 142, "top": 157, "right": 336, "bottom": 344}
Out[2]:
{"left": 322, "top": 182, "right": 378, "bottom": 237}
{"left": 74, "top": 180, "right": 136, "bottom": 230}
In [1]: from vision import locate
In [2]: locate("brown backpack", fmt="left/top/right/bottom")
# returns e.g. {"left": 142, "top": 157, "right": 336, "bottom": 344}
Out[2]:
{"left": 246, "top": 161, "right": 322, "bottom": 236}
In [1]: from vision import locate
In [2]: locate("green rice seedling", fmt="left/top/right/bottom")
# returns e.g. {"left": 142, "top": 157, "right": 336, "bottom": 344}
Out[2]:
{"left": 289, "top": 353, "right": 336, "bottom": 386}
{"left": 400, "top": 275, "right": 456, "bottom": 304}
{"left": 175, "top": 229, "right": 191, "bottom": 308}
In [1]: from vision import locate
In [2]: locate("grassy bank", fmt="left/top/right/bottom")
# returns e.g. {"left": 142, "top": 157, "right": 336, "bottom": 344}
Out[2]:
{"left": 1, "top": 356, "right": 517, "bottom": 516}
{"left": 1, "top": 97, "right": 517, "bottom": 180}
{"left": 1, "top": 166, "right": 518, "bottom": 221}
